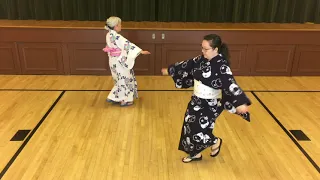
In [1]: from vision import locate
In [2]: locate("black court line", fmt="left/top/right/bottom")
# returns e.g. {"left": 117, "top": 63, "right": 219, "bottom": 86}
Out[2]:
{"left": 251, "top": 91, "right": 320, "bottom": 173}
{"left": 0, "top": 91, "right": 65, "bottom": 179}
{"left": 1, "top": 89, "right": 320, "bottom": 92}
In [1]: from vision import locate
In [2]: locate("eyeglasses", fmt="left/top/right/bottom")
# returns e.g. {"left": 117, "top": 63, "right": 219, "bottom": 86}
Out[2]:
{"left": 201, "top": 47, "right": 212, "bottom": 51}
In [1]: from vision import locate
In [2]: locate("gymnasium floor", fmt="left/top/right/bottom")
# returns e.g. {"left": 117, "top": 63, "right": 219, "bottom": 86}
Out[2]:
{"left": 0, "top": 75, "right": 319, "bottom": 180}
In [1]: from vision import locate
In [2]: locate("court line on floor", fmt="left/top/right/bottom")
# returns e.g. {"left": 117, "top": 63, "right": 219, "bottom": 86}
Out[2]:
{"left": 251, "top": 91, "right": 320, "bottom": 173}
{"left": 0, "top": 91, "right": 66, "bottom": 179}
{"left": 0, "top": 89, "right": 320, "bottom": 92}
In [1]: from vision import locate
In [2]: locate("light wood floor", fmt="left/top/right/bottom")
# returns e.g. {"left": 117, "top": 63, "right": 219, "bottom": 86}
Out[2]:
{"left": 0, "top": 75, "right": 319, "bottom": 180}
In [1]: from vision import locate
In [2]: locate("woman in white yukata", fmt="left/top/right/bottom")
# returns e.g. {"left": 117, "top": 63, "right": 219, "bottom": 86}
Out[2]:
{"left": 161, "top": 34, "right": 251, "bottom": 163}
{"left": 103, "top": 16, "right": 150, "bottom": 107}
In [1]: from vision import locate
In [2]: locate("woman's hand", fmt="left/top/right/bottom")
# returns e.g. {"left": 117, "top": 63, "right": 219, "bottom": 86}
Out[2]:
{"left": 161, "top": 68, "right": 168, "bottom": 75}
{"left": 236, "top": 104, "right": 249, "bottom": 114}
{"left": 141, "top": 50, "right": 151, "bottom": 55}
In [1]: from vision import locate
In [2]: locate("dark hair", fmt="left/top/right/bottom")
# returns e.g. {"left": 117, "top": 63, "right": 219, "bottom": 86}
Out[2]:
{"left": 203, "top": 34, "right": 230, "bottom": 64}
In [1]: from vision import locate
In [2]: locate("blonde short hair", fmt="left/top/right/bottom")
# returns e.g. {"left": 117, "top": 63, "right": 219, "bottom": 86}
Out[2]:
{"left": 105, "top": 16, "right": 121, "bottom": 30}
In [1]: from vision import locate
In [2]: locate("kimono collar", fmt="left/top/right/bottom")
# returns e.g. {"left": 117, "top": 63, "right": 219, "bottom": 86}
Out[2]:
{"left": 109, "top": 29, "right": 118, "bottom": 34}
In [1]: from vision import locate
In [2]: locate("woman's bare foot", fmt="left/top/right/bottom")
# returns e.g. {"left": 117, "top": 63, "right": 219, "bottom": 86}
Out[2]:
{"left": 182, "top": 153, "right": 202, "bottom": 163}
{"left": 210, "top": 138, "right": 222, "bottom": 157}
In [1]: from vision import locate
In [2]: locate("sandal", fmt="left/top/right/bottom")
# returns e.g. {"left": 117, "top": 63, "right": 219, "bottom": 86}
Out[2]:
{"left": 106, "top": 99, "right": 119, "bottom": 104}
{"left": 182, "top": 154, "right": 202, "bottom": 163}
{"left": 210, "top": 138, "right": 222, "bottom": 157}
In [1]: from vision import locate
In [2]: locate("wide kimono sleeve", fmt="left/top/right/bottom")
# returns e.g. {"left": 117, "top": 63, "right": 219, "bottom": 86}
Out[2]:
{"left": 111, "top": 31, "right": 142, "bottom": 69}
{"left": 215, "top": 59, "right": 252, "bottom": 121}
{"left": 167, "top": 55, "right": 200, "bottom": 89}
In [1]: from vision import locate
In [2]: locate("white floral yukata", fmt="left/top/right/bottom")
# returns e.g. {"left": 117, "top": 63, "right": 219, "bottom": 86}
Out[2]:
{"left": 105, "top": 29, "right": 142, "bottom": 103}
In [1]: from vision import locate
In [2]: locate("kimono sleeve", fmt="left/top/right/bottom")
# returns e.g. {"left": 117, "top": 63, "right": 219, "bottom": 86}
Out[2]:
{"left": 167, "top": 55, "right": 200, "bottom": 89}
{"left": 216, "top": 60, "right": 251, "bottom": 106}
{"left": 114, "top": 33, "right": 142, "bottom": 69}
{"left": 215, "top": 59, "right": 252, "bottom": 121}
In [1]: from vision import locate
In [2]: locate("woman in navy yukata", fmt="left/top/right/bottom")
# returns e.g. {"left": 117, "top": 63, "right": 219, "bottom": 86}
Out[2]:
{"left": 161, "top": 34, "right": 251, "bottom": 163}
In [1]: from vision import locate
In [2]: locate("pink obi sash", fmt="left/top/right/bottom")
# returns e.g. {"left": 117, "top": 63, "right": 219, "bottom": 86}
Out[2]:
{"left": 102, "top": 46, "right": 121, "bottom": 56}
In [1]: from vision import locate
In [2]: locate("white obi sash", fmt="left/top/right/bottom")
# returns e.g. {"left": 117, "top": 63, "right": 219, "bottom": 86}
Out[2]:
{"left": 193, "top": 79, "right": 221, "bottom": 99}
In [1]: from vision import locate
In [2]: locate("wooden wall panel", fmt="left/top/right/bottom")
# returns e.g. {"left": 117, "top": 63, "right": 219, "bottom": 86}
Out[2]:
{"left": 133, "top": 44, "right": 155, "bottom": 75}
{"left": 17, "top": 43, "right": 64, "bottom": 74}
{"left": 0, "top": 43, "right": 21, "bottom": 74}
{"left": 291, "top": 45, "right": 320, "bottom": 75}
{"left": 248, "top": 45, "right": 295, "bottom": 76}
{"left": 68, "top": 43, "right": 110, "bottom": 75}
{"left": 228, "top": 45, "right": 248, "bottom": 75}
{"left": 161, "top": 44, "right": 200, "bottom": 68}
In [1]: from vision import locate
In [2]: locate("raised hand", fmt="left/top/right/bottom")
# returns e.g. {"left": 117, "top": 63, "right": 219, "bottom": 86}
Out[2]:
{"left": 161, "top": 68, "right": 168, "bottom": 75}
{"left": 236, "top": 104, "right": 249, "bottom": 114}
{"left": 141, "top": 50, "right": 151, "bottom": 55}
